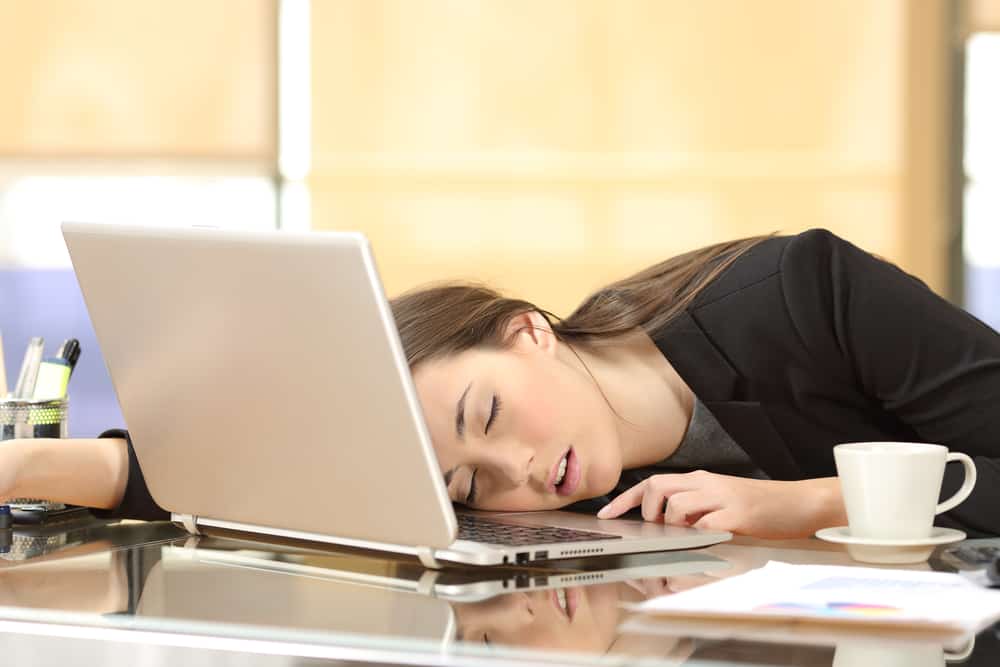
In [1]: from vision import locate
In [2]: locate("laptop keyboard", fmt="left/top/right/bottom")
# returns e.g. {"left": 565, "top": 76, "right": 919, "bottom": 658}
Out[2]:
{"left": 456, "top": 513, "right": 622, "bottom": 547}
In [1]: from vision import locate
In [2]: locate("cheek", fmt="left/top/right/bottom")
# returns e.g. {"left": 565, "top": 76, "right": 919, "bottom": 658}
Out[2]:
{"left": 505, "top": 359, "right": 589, "bottom": 443}
{"left": 507, "top": 391, "right": 559, "bottom": 446}
{"left": 483, "top": 487, "right": 551, "bottom": 511}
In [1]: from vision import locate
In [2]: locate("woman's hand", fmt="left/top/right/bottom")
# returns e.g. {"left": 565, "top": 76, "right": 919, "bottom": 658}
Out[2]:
{"left": 596, "top": 470, "right": 846, "bottom": 540}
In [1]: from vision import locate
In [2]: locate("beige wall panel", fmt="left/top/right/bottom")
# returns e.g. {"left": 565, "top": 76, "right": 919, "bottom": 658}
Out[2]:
{"left": 310, "top": 182, "right": 602, "bottom": 315}
{"left": 313, "top": 0, "right": 604, "bottom": 156}
{"left": 0, "top": 0, "right": 276, "bottom": 158}
{"left": 311, "top": 0, "right": 946, "bottom": 306}
{"left": 608, "top": 0, "right": 903, "bottom": 163}
{"left": 610, "top": 187, "right": 900, "bottom": 266}
{"left": 312, "top": 181, "right": 901, "bottom": 315}
{"left": 968, "top": 0, "right": 1000, "bottom": 32}
{"left": 900, "top": 0, "right": 955, "bottom": 295}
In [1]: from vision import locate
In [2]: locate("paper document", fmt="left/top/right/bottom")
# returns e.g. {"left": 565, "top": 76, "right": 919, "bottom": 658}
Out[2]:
{"left": 633, "top": 561, "right": 1000, "bottom": 634}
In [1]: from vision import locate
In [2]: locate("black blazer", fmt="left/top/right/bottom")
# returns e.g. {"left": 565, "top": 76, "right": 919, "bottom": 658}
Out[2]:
{"left": 653, "top": 229, "right": 1000, "bottom": 536}
{"left": 102, "top": 229, "right": 1000, "bottom": 535}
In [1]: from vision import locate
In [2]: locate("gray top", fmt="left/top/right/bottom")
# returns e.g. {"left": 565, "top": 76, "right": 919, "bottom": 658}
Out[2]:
{"left": 659, "top": 398, "right": 769, "bottom": 479}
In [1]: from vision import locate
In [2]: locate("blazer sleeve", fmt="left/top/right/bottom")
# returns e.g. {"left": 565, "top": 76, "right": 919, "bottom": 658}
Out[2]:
{"left": 781, "top": 229, "right": 1000, "bottom": 535}
{"left": 92, "top": 429, "right": 170, "bottom": 521}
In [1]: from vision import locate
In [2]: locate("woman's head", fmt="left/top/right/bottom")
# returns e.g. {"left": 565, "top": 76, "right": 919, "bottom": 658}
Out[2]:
{"left": 450, "top": 581, "right": 695, "bottom": 658}
{"left": 390, "top": 235, "right": 769, "bottom": 511}
{"left": 393, "top": 284, "right": 626, "bottom": 510}
{"left": 451, "top": 584, "right": 628, "bottom": 652}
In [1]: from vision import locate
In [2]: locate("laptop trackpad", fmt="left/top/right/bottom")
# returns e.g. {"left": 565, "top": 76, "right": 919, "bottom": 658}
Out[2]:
{"left": 472, "top": 510, "right": 721, "bottom": 539}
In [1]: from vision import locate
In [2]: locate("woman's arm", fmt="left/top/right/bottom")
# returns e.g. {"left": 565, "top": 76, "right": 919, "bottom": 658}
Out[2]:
{"left": 782, "top": 230, "right": 1000, "bottom": 536}
{"left": 0, "top": 437, "right": 129, "bottom": 510}
{"left": 597, "top": 471, "right": 846, "bottom": 539}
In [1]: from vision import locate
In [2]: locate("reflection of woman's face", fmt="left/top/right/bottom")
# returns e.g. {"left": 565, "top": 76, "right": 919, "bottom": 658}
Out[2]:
{"left": 413, "top": 334, "right": 625, "bottom": 512}
{"left": 452, "top": 583, "right": 627, "bottom": 652}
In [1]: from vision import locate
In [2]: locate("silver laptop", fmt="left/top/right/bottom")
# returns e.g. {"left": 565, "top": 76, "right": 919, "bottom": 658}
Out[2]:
{"left": 63, "top": 223, "right": 731, "bottom": 567}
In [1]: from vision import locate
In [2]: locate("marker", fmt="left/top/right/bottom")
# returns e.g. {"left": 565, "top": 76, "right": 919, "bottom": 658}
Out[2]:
{"left": 57, "top": 338, "right": 81, "bottom": 377}
{"left": 12, "top": 337, "right": 44, "bottom": 399}
{"left": 0, "top": 505, "right": 11, "bottom": 530}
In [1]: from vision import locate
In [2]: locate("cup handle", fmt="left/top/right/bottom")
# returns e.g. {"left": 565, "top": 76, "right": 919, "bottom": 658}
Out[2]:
{"left": 944, "top": 636, "right": 975, "bottom": 662}
{"left": 936, "top": 453, "right": 977, "bottom": 515}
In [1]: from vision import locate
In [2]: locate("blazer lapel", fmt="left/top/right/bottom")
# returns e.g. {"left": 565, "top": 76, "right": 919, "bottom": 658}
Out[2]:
{"left": 653, "top": 311, "right": 803, "bottom": 480}
{"left": 701, "top": 401, "right": 802, "bottom": 480}
{"left": 653, "top": 311, "right": 740, "bottom": 402}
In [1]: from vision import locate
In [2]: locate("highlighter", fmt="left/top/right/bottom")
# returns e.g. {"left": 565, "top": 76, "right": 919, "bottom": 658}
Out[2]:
{"left": 32, "top": 357, "right": 71, "bottom": 400}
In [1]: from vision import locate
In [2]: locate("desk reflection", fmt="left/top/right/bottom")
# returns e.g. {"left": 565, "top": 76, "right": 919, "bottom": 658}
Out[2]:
{"left": 0, "top": 520, "right": 997, "bottom": 667}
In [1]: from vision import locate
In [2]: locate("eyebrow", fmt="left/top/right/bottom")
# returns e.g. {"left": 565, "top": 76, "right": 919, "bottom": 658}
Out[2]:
{"left": 455, "top": 381, "right": 472, "bottom": 440}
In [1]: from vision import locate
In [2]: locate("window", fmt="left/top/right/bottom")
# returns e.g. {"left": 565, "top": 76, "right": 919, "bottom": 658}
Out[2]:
{"left": 963, "top": 33, "right": 1000, "bottom": 330}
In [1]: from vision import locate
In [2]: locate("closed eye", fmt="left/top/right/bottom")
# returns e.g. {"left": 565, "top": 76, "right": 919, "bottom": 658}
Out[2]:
{"left": 485, "top": 395, "right": 502, "bottom": 434}
{"left": 466, "top": 468, "right": 479, "bottom": 505}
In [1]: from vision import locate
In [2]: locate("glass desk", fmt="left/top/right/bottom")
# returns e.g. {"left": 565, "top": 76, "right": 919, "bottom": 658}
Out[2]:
{"left": 1, "top": 514, "right": 997, "bottom": 666}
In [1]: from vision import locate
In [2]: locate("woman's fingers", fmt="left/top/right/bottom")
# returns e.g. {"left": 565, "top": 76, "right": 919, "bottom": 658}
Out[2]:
{"left": 661, "top": 490, "right": 720, "bottom": 526}
{"left": 599, "top": 472, "right": 820, "bottom": 538}
{"left": 597, "top": 473, "right": 701, "bottom": 520}
{"left": 596, "top": 479, "right": 648, "bottom": 518}
{"left": 692, "top": 508, "right": 737, "bottom": 533}
{"left": 641, "top": 482, "right": 670, "bottom": 521}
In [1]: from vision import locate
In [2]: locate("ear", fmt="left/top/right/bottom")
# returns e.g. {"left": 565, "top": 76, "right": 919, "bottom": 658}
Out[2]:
{"left": 504, "top": 311, "right": 557, "bottom": 356}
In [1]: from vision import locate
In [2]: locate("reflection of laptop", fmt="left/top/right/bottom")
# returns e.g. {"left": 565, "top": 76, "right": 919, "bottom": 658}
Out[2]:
{"left": 63, "top": 223, "right": 731, "bottom": 567}
{"left": 139, "top": 539, "right": 729, "bottom": 644}
{"left": 175, "top": 534, "right": 731, "bottom": 603}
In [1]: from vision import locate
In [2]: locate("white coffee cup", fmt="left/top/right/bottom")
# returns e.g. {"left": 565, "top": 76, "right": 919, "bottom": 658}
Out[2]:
{"left": 833, "top": 442, "right": 976, "bottom": 540}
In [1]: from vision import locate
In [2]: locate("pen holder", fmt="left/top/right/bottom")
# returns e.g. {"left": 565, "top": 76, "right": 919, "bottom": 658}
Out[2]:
{"left": 0, "top": 397, "right": 69, "bottom": 510}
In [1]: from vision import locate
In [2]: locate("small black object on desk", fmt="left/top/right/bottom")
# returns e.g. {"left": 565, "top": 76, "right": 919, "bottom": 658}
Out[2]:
{"left": 989, "top": 554, "right": 1000, "bottom": 588}
{"left": 0, "top": 505, "right": 11, "bottom": 553}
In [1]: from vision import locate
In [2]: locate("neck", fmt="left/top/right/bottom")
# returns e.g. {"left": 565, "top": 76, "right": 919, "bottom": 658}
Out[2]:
{"left": 559, "top": 330, "right": 694, "bottom": 469}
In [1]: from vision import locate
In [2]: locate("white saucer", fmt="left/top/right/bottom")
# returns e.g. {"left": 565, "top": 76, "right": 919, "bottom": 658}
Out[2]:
{"left": 815, "top": 526, "right": 966, "bottom": 564}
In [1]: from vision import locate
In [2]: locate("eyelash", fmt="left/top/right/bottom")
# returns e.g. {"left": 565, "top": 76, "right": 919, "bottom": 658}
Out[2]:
{"left": 485, "top": 395, "right": 502, "bottom": 434}
{"left": 467, "top": 468, "right": 479, "bottom": 505}
{"left": 466, "top": 396, "right": 502, "bottom": 506}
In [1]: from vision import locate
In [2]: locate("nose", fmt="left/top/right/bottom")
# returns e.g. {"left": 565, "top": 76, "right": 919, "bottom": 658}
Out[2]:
{"left": 481, "top": 439, "right": 535, "bottom": 487}
{"left": 500, "top": 592, "right": 535, "bottom": 623}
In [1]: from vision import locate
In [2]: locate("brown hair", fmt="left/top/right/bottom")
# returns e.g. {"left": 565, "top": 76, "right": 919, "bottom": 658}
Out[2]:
{"left": 391, "top": 236, "right": 772, "bottom": 369}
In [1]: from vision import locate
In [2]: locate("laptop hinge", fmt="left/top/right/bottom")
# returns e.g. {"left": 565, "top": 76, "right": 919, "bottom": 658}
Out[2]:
{"left": 415, "top": 546, "right": 442, "bottom": 569}
{"left": 172, "top": 512, "right": 202, "bottom": 536}
{"left": 416, "top": 570, "right": 440, "bottom": 596}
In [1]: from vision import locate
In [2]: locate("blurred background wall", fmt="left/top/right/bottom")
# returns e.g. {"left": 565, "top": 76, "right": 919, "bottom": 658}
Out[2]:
{"left": 0, "top": 0, "right": 997, "bottom": 435}
{"left": 310, "top": 0, "right": 952, "bottom": 314}
{"left": 0, "top": 0, "right": 278, "bottom": 435}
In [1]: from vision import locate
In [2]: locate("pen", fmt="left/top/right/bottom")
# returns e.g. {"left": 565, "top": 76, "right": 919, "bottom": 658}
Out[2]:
{"left": 12, "top": 337, "right": 44, "bottom": 399}
{"left": 0, "top": 329, "right": 8, "bottom": 398}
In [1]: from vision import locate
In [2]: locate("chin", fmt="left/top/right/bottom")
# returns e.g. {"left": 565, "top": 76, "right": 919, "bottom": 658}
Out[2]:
{"left": 589, "top": 465, "right": 623, "bottom": 498}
